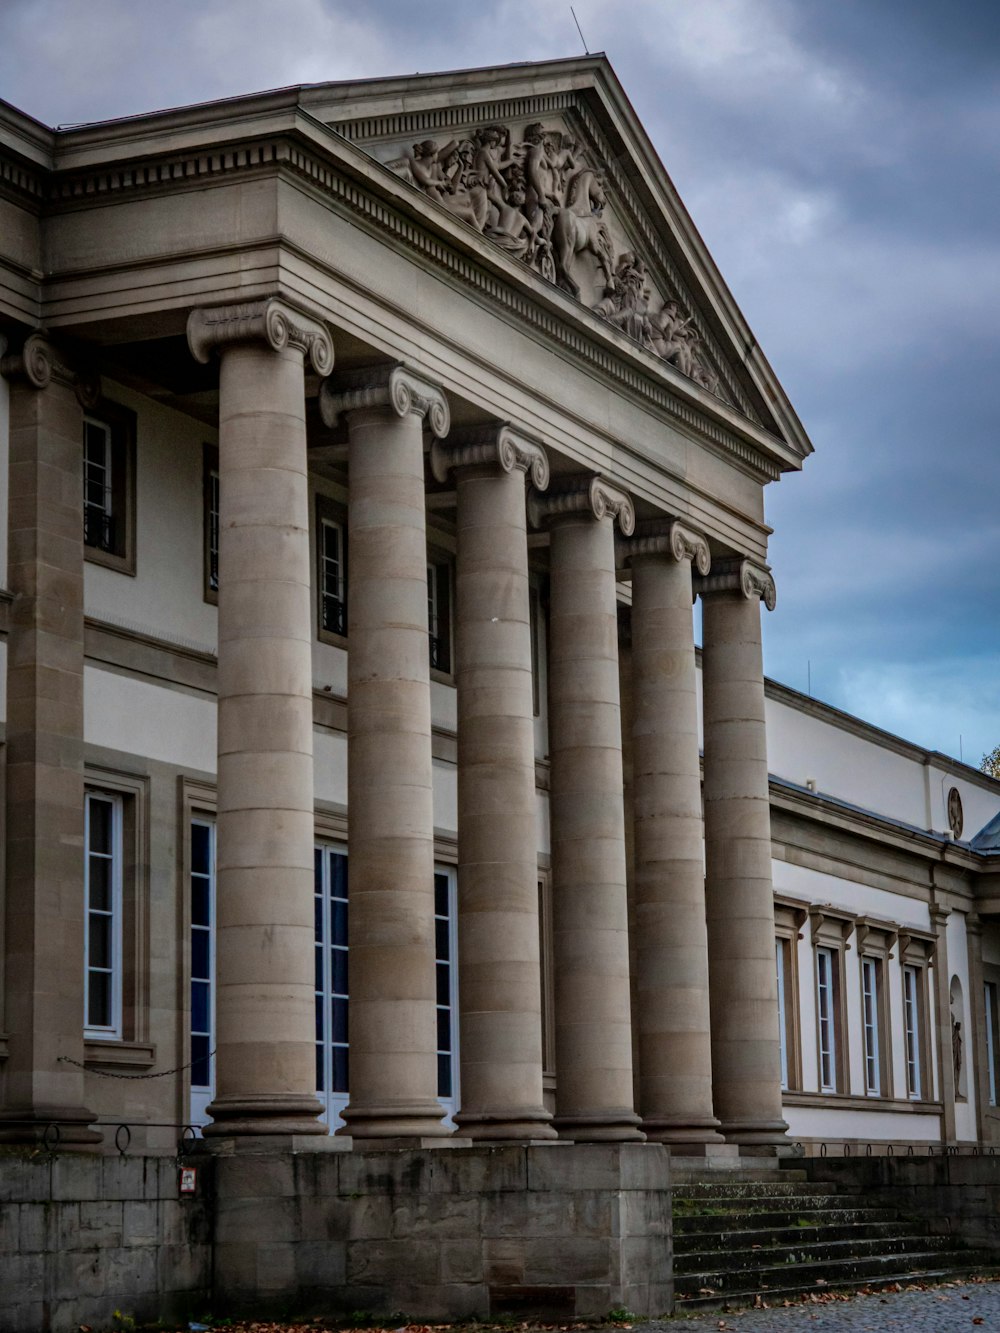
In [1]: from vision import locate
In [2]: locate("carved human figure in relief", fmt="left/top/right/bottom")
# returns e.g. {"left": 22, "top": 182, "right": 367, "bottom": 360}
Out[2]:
{"left": 594, "top": 251, "right": 653, "bottom": 343}
{"left": 484, "top": 185, "right": 535, "bottom": 260}
{"left": 521, "top": 122, "right": 563, "bottom": 237}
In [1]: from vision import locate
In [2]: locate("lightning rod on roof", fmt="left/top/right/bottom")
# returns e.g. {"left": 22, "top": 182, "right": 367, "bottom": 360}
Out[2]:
{"left": 570, "top": 6, "right": 591, "bottom": 54}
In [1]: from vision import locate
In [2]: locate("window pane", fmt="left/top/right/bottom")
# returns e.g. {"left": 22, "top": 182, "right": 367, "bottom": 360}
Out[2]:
{"left": 315, "top": 1044, "right": 325, "bottom": 1093}
{"left": 331, "top": 855, "right": 348, "bottom": 899}
{"left": 89, "top": 798, "right": 113, "bottom": 855}
{"left": 437, "top": 1052, "right": 452, "bottom": 1100}
{"left": 191, "top": 929, "right": 210, "bottom": 982}
{"left": 89, "top": 914, "right": 112, "bottom": 969}
{"left": 88, "top": 971, "right": 111, "bottom": 1029}
{"left": 434, "top": 874, "right": 449, "bottom": 918}
{"left": 191, "top": 980, "right": 210, "bottom": 1034}
{"left": 315, "top": 993, "right": 324, "bottom": 1042}
{"left": 191, "top": 877, "right": 210, "bottom": 928}
{"left": 191, "top": 1035, "right": 212, "bottom": 1090}
{"left": 332, "top": 1046, "right": 349, "bottom": 1095}
{"left": 191, "top": 823, "right": 211, "bottom": 876}
{"left": 332, "top": 996, "right": 348, "bottom": 1045}
{"left": 435, "top": 916, "right": 450, "bottom": 962}
{"left": 436, "top": 961, "right": 450, "bottom": 1007}
{"left": 88, "top": 857, "right": 112, "bottom": 912}
{"left": 332, "top": 900, "right": 348, "bottom": 947}
{"left": 437, "top": 1006, "right": 451, "bottom": 1053}
{"left": 332, "top": 948, "right": 348, "bottom": 997}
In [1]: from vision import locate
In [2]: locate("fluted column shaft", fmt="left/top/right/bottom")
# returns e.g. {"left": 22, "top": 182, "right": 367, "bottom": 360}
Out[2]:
{"left": 626, "top": 523, "right": 723, "bottom": 1146}
{"left": 699, "top": 558, "right": 788, "bottom": 1146}
{"left": 535, "top": 477, "right": 643, "bottom": 1141}
{"left": 432, "top": 426, "right": 555, "bottom": 1140}
{"left": 321, "top": 365, "right": 449, "bottom": 1139}
{"left": 0, "top": 335, "right": 99, "bottom": 1144}
{"left": 188, "top": 299, "right": 332, "bottom": 1136}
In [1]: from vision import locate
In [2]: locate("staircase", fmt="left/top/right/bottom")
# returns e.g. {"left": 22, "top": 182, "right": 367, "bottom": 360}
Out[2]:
{"left": 671, "top": 1167, "right": 992, "bottom": 1311}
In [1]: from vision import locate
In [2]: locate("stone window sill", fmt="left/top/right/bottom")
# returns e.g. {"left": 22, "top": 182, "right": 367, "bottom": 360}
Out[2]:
{"left": 84, "top": 1039, "right": 156, "bottom": 1070}
{"left": 783, "top": 1089, "right": 943, "bottom": 1114}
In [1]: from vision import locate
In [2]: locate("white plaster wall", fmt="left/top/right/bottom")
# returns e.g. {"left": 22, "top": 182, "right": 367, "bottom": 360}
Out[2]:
{"left": 312, "top": 641, "right": 348, "bottom": 695}
{"left": 84, "top": 666, "right": 216, "bottom": 771}
{"left": 83, "top": 382, "right": 218, "bottom": 652}
{"left": 766, "top": 697, "right": 926, "bottom": 827}
{"left": 783, "top": 1105, "right": 942, "bottom": 1143}
{"left": 772, "top": 861, "right": 932, "bottom": 931}
{"left": 433, "top": 758, "right": 457, "bottom": 836}
{"left": 0, "top": 333, "right": 9, "bottom": 590}
{"left": 926, "top": 762, "right": 1000, "bottom": 844}
{"left": 313, "top": 729, "right": 347, "bottom": 808}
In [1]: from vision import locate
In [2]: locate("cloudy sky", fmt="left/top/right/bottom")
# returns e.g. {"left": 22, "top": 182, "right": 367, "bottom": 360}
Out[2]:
{"left": 3, "top": 0, "right": 998, "bottom": 767}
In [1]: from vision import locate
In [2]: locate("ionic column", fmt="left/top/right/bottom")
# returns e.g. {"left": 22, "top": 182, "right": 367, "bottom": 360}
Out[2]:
{"left": 619, "top": 520, "right": 724, "bottom": 1147}
{"left": 188, "top": 299, "right": 333, "bottom": 1136}
{"left": 0, "top": 334, "right": 100, "bottom": 1145}
{"left": 529, "top": 476, "right": 644, "bottom": 1142}
{"left": 429, "top": 424, "right": 555, "bottom": 1140}
{"left": 319, "top": 364, "right": 449, "bottom": 1139}
{"left": 696, "top": 557, "right": 788, "bottom": 1147}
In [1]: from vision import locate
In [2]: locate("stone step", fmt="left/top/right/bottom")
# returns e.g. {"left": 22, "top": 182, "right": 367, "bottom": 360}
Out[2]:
{"left": 673, "top": 1179, "right": 839, "bottom": 1198}
{"left": 674, "top": 1232, "right": 956, "bottom": 1274}
{"left": 673, "top": 1192, "right": 870, "bottom": 1219}
{"left": 673, "top": 1261, "right": 994, "bottom": 1311}
{"left": 671, "top": 1166, "right": 806, "bottom": 1184}
{"left": 673, "top": 1246, "right": 983, "bottom": 1298}
{"left": 674, "top": 1205, "right": 903, "bottom": 1233}
{"left": 672, "top": 1218, "right": 919, "bottom": 1251}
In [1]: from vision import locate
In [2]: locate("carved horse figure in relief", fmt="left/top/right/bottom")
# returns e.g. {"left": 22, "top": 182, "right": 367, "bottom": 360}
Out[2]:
{"left": 551, "top": 168, "right": 615, "bottom": 298}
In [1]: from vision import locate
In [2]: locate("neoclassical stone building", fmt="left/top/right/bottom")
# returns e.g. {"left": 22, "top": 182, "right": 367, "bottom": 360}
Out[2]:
{"left": 1, "top": 54, "right": 999, "bottom": 1324}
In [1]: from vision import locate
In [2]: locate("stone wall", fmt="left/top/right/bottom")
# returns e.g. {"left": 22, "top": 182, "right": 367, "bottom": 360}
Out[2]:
{"left": 0, "top": 1150, "right": 211, "bottom": 1333}
{"left": 799, "top": 1154, "right": 1000, "bottom": 1248}
{"left": 210, "top": 1142, "right": 672, "bottom": 1321}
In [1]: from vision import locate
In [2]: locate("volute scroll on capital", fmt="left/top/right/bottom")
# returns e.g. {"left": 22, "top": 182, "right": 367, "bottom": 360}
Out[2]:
{"left": 694, "top": 556, "right": 776, "bottom": 612}
{"left": 617, "top": 518, "right": 711, "bottom": 577}
{"left": 0, "top": 331, "right": 102, "bottom": 409}
{"left": 319, "top": 362, "right": 450, "bottom": 439}
{"left": 186, "top": 298, "right": 335, "bottom": 376}
{"left": 527, "top": 474, "right": 635, "bottom": 537}
{"left": 429, "top": 422, "right": 549, "bottom": 490}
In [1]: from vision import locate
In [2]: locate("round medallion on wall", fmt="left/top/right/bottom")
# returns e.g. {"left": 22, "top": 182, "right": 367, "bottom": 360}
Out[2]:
{"left": 947, "top": 786, "right": 964, "bottom": 840}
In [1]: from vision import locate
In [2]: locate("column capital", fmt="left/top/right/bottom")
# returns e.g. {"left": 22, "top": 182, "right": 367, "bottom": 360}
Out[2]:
{"left": 528, "top": 474, "right": 635, "bottom": 536}
{"left": 186, "top": 298, "right": 334, "bottom": 375}
{"left": 319, "top": 362, "right": 449, "bottom": 437}
{"left": 695, "top": 555, "right": 776, "bottom": 612}
{"left": 0, "top": 331, "right": 101, "bottom": 408}
{"left": 617, "top": 518, "right": 711, "bottom": 575}
{"left": 429, "top": 421, "right": 549, "bottom": 488}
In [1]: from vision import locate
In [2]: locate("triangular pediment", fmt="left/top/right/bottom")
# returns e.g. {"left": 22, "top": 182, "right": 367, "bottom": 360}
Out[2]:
{"left": 300, "top": 58, "right": 810, "bottom": 458}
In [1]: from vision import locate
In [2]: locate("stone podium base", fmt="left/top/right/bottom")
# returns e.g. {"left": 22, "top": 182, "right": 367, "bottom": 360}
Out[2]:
{"left": 211, "top": 1141, "right": 672, "bottom": 1319}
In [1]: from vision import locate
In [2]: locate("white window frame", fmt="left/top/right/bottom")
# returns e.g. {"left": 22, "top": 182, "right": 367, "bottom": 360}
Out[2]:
{"left": 189, "top": 816, "right": 216, "bottom": 1128}
{"left": 776, "top": 938, "right": 790, "bottom": 1092}
{"left": 434, "top": 864, "right": 460, "bottom": 1123}
{"left": 314, "top": 841, "right": 350, "bottom": 1128}
{"left": 986, "top": 980, "right": 1000, "bottom": 1108}
{"left": 84, "top": 791, "right": 124, "bottom": 1039}
{"left": 861, "top": 956, "right": 882, "bottom": 1096}
{"left": 816, "top": 945, "right": 838, "bottom": 1093}
{"left": 83, "top": 415, "right": 114, "bottom": 552}
{"left": 903, "top": 963, "right": 925, "bottom": 1102}
{"left": 319, "top": 515, "right": 346, "bottom": 638}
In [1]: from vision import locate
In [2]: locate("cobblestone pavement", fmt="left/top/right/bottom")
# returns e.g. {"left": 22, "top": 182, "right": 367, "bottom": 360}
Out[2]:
{"left": 645, "top": 1277, "right": 1000, "bottom": 1330}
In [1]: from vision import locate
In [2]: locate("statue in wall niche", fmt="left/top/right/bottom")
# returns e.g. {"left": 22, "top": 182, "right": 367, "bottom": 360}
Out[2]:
{"left": 388, "top": 118, "right": 726, "bottom": 399}
{"left": 953, "top": 1017, "right": 963, "bottom": 1085}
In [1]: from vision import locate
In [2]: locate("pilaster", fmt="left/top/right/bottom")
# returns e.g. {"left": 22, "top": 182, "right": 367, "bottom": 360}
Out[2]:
{"left": 0, "top": 332, "right": 100, "bottom": 1144}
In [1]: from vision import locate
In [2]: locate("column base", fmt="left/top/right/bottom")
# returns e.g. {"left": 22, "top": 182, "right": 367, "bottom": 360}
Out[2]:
{"left": 337, "top": 1101, "right": 449, "bottom": 1139}
{"left": 454, "top": 1106, "right": 558, "bottom": 1141}
{"left": 202, "top": 1093, "right": 327, "bottom": 1137}
{"left": 554, "top": 1109, "right": 645, "bottom": 1142}
{"left": 0, "top": 1104, "right": 102, "bottom": 1148}
{"left": 640, "top": 1116, "right": 726, "bottom": 1147}
{"left": 719, "top": 1116, "right": 792, "bottom": 1150}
